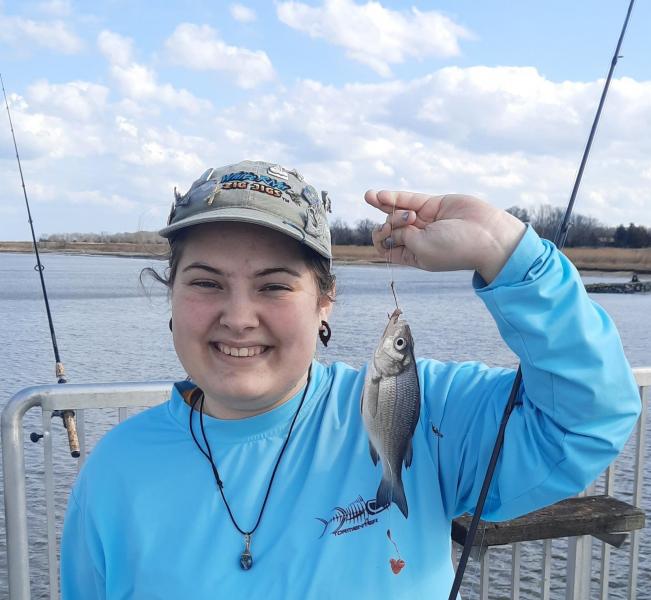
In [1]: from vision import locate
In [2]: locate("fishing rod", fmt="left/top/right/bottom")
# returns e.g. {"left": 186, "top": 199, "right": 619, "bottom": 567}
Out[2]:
{"left": 1, "top": 73, "right": 80, "bottom": 458}
{"left": 448, "top": 1, "right": 636, "bottom": 597}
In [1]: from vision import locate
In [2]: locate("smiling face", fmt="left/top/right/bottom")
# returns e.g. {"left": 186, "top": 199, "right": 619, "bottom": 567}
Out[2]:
{"left": 171, "top": 221, "right": 332, "bottom": 419}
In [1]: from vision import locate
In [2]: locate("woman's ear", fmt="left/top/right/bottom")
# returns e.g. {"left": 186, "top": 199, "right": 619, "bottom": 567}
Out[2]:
{"left": 319, "top": 293, "right": 334, "bottom": 323}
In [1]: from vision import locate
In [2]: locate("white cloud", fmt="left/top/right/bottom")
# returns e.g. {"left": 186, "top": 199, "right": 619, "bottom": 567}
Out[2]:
{"left": 207, "top": 71, "right": 651, "bottom": 227}
{"left": 164, "top": 23, "right": 274, "bottom": 89}
{"left": 277, "top": 0, "right": 472, "bottom": 76}
{"left": 116, "top": 116, "right": 138, "bottom": 138}
{"left": 2, "top": 64, "right": 650, "bottom": 241}
{"left": 67, "top": 190, "right": 135, "bottom": 211}
{"left": 0, "top": 91, "right": 107, "bottom": 159}
{"left": 36, "top": 0, "right": 72, "bottom": 17}
{"left": 374, "top": 160, "right": 394, "bottom": 177}
{"left": 97, "top": 30, "right": 212, "bottom": 114}
{"left": 230, "top": 3, "right": 257, "bottom": 23}
{"left": 28, "top": 80, "right": 109, "bottom": 122}
{"left": 384, "top": 67, "right": 651, "bottom": 159}
{"left": 0, "top": 10, "right": 82, "bottom": 54}
{"left": 98, "top": 30, "right": 134, "bottom": 66}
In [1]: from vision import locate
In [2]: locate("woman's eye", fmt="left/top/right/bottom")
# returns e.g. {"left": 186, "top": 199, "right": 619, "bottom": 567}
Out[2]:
{"left": 192, "top": 280, "right": 221, "bottom": 289}
{"left": 261, "top": 283, "right": 292, "bottom": 292}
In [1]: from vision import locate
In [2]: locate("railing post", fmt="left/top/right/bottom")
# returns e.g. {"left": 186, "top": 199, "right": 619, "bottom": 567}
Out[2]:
{"left": 479, "top": 548, "right": 490, "bottom": 600}
{"left": 599, "top": 464, "right": 615, "bottom": 600}
{"left": 1, "top": 390, "right": 40, "bottom": 600}
{"left": 541, "top": 539, "right": 552, "bottom": 600}
{"left": 510, "top": 543, "right": 521, "bottom": 600}
{"left": 566, "top": 534, "right": 592, "bottom": 600}
{"left": 628, "top": 383, "right": 648, "bottom": 600}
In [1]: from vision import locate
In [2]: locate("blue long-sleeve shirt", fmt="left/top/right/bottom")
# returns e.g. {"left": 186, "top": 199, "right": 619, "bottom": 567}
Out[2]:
{"left": 61, "top": 226, "right": 640, "bottom": 599}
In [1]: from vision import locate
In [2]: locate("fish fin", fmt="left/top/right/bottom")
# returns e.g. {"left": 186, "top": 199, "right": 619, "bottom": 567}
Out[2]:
{"left": 368, "top": 440, "right": 380, "bottom": 466}
{"left": 377, "top": 476, "right": 409, "bottom": 519}
{"left": 316, "top": 518, "right": 330, "bottom": 538}
{"left": 404, "top": 438, "right": 414, "bottom": 469}
{"left": 362, "top": 376, "right": 380, "bottom": 418}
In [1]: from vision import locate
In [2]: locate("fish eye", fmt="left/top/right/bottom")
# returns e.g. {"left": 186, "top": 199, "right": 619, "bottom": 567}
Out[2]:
{"left": 394, "top": 337, "right": 406, "bottom": 350}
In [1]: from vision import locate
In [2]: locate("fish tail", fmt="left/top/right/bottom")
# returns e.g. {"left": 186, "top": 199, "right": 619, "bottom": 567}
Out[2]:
{"left": 376, "top": 476, "right": 408, "bottom": 519}
{"left": 316, "top": 518, "right": 330, "bottom": 538}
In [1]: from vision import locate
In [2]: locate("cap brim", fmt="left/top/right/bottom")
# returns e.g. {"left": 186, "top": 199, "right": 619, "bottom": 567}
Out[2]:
{"left": 158, "top": 207, "right": 332, "bottom": 259}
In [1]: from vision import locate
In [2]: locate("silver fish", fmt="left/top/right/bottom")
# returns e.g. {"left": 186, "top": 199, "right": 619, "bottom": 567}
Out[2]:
{"left": 361, "top": 308, "right": 420, "bottom": 518}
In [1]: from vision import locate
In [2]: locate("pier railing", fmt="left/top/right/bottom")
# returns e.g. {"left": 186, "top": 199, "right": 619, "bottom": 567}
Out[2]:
{"left": 2, "top": 382, "right": 173, "bottom": 600}
{"left": 453, "top": 367, "right": 650, "bottom": 599}
{"left": 2, "top": 369, "right": 650, "bottom": 600}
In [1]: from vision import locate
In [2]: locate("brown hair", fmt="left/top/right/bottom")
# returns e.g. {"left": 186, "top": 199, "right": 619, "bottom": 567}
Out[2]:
{"left": 140, "top": 229, "right": 336, "bottom": 302}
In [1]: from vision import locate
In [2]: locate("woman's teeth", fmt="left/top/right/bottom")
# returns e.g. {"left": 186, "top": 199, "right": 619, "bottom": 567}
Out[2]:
{"left": 215, "top": 343, "right": 266, "bottom": 357}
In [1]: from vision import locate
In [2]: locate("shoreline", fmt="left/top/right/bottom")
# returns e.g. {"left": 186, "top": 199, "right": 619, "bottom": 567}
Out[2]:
{"left": 1, "top": 241, "right": 651, "bottom": 274}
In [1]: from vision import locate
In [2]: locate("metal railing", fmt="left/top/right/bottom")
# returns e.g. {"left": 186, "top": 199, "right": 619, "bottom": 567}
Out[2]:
{"left": 2, "top": 381, "right": 173, "bottom": 600}
{"left": 2, "top": 369, "right": 650, "bottom": 600}
{"left": 453, "top": 367, "right": 651, "bottom": 599}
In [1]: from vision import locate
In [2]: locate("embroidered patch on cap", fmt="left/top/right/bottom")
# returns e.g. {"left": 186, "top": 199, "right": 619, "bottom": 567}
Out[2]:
{"left": 174, "top": 186, "right": 190, "bottom": 207}
{"left": 205, "top": 187, "right": 221, "bottom": 206}
{"left": 321, "top": 191, "right": 332, "bottom": 213}
{"left": 289, "top": 168, "right": 304, "bottom": 182}
{"left": 302, "top": 185, "right": 320, "bottom": 206}
{"left": 167, "top": 200, "right": 176, "bottom": 225}
{"left": 267, "top": 164, "right": 289, "bottom": 181}
{"left": 220, "top": 171, "right": 291, "bottom": 192}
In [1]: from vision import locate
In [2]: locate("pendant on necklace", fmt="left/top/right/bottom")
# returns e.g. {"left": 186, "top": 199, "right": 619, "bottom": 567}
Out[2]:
{"left": 240, "top": 533, "right": 253, "bottom": 570}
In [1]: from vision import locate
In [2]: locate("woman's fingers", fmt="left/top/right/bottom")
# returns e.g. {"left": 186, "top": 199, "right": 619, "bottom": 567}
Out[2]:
{"left": 383, "top": 210, "right": 417, "bottom": 229}
{"left": 365, "top": 190, "right": 447, "bottom": 228}
{"left": 371, "top": 223, "right": 419, "bottom": 266}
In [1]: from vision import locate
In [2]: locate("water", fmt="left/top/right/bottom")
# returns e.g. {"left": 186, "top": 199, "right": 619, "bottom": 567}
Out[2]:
{"left": 0, "top": 252, "right": 649, "bottom": 598}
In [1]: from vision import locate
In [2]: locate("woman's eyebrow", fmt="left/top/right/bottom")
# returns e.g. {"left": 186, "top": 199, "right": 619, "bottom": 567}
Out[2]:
{"left": 254, "top": 267, "right": 301, "bottom": 278}
{"left": 182, "top": 263, "right": 224, "bottom": 275}
{"left": 181, "top": 264, "right": 301, "bottom": 278}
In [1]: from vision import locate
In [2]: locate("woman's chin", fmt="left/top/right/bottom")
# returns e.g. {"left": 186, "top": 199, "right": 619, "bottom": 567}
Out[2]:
{"left": 201, "top": 386, "right": 285, "bottom": 418}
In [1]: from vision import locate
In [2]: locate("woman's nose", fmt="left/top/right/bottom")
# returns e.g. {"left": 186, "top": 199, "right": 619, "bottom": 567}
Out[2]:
{"left": 218, "top": 296, "right": 259, "bottom": 333}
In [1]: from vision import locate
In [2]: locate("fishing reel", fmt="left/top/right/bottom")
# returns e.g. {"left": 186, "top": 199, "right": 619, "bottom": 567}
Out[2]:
{"left": 29, "top": 363, "right": 81, "bottom": 458}
{"left": 30, "top": 410, "right": 80, "bottom": 458}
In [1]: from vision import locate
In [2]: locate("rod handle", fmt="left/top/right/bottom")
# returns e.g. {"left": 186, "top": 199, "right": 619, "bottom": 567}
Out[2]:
{"left": 62, "top": 410, "right": 80, "bottom": 458}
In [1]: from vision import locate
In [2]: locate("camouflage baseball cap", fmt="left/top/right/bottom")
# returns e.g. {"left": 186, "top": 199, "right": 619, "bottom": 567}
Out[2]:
{"left": 159, "top": 160, "right": 332, "bottom": 259}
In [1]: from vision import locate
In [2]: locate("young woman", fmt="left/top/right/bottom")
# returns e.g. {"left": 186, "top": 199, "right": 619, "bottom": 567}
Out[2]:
{"left": 61, "top": 160, "right": 640, "bottom": 599}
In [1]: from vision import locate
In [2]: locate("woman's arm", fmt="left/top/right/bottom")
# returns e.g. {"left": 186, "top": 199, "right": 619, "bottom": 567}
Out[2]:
{"left": 365, "top": 190, "right": 641, "bottom": 520}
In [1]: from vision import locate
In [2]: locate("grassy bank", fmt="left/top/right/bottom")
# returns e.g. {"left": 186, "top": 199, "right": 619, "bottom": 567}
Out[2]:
{"left": 2, "top": 241, "right": 651, "bottom": 273}
{"left": 563, "top": 247, "right": 651, "bottom": 273}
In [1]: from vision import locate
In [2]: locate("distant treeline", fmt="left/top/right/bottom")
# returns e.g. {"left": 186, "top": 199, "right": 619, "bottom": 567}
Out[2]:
{"left": 40, "top": 231, "right": 165, "bottom": 244}
{"left": 505, "top": 205, "right": 651, "bottom": 248}
{"left": 330, "top": 205, "right": 651, "bottom": 248}
{"left": 39, "top": 206, "right": 651, "bottom": 248}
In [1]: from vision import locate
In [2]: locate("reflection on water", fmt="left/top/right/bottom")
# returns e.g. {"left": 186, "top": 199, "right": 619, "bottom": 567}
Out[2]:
{"left": 1, "top": 253, "right": 649, "bottom": 598}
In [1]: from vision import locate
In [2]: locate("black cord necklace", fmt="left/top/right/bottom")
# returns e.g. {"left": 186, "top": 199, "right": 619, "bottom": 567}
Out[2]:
{"left": 188, "top": 364, "right": 312, "bottom": 570}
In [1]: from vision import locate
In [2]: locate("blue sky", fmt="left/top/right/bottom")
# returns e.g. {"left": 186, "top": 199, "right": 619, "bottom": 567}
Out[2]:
{"left": 1, "top": 0, "right": 649, "bottom": 240}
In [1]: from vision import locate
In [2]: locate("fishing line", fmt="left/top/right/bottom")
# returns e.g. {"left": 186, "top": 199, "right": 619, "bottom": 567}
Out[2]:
{"left": 447, "top": 1, "right": 636, "bottom": 597}
{"left": 1, "top": 73, "right": 80, "bottom": 457}
{"left": 469, "top": 521, "right": 489, "bottom": 597}
{"left": 384, "top": 194, "right": 401, "bottom": 312}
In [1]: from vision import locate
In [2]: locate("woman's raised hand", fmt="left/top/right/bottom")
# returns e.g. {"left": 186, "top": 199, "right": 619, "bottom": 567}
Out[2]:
{"left": 365, "top": 190, "right": 526, "bottom": 284}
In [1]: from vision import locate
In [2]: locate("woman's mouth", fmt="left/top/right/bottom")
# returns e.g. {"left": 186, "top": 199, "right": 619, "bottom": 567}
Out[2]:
{"left": 213, "top": 342, "right": 268, "bottom": 358}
